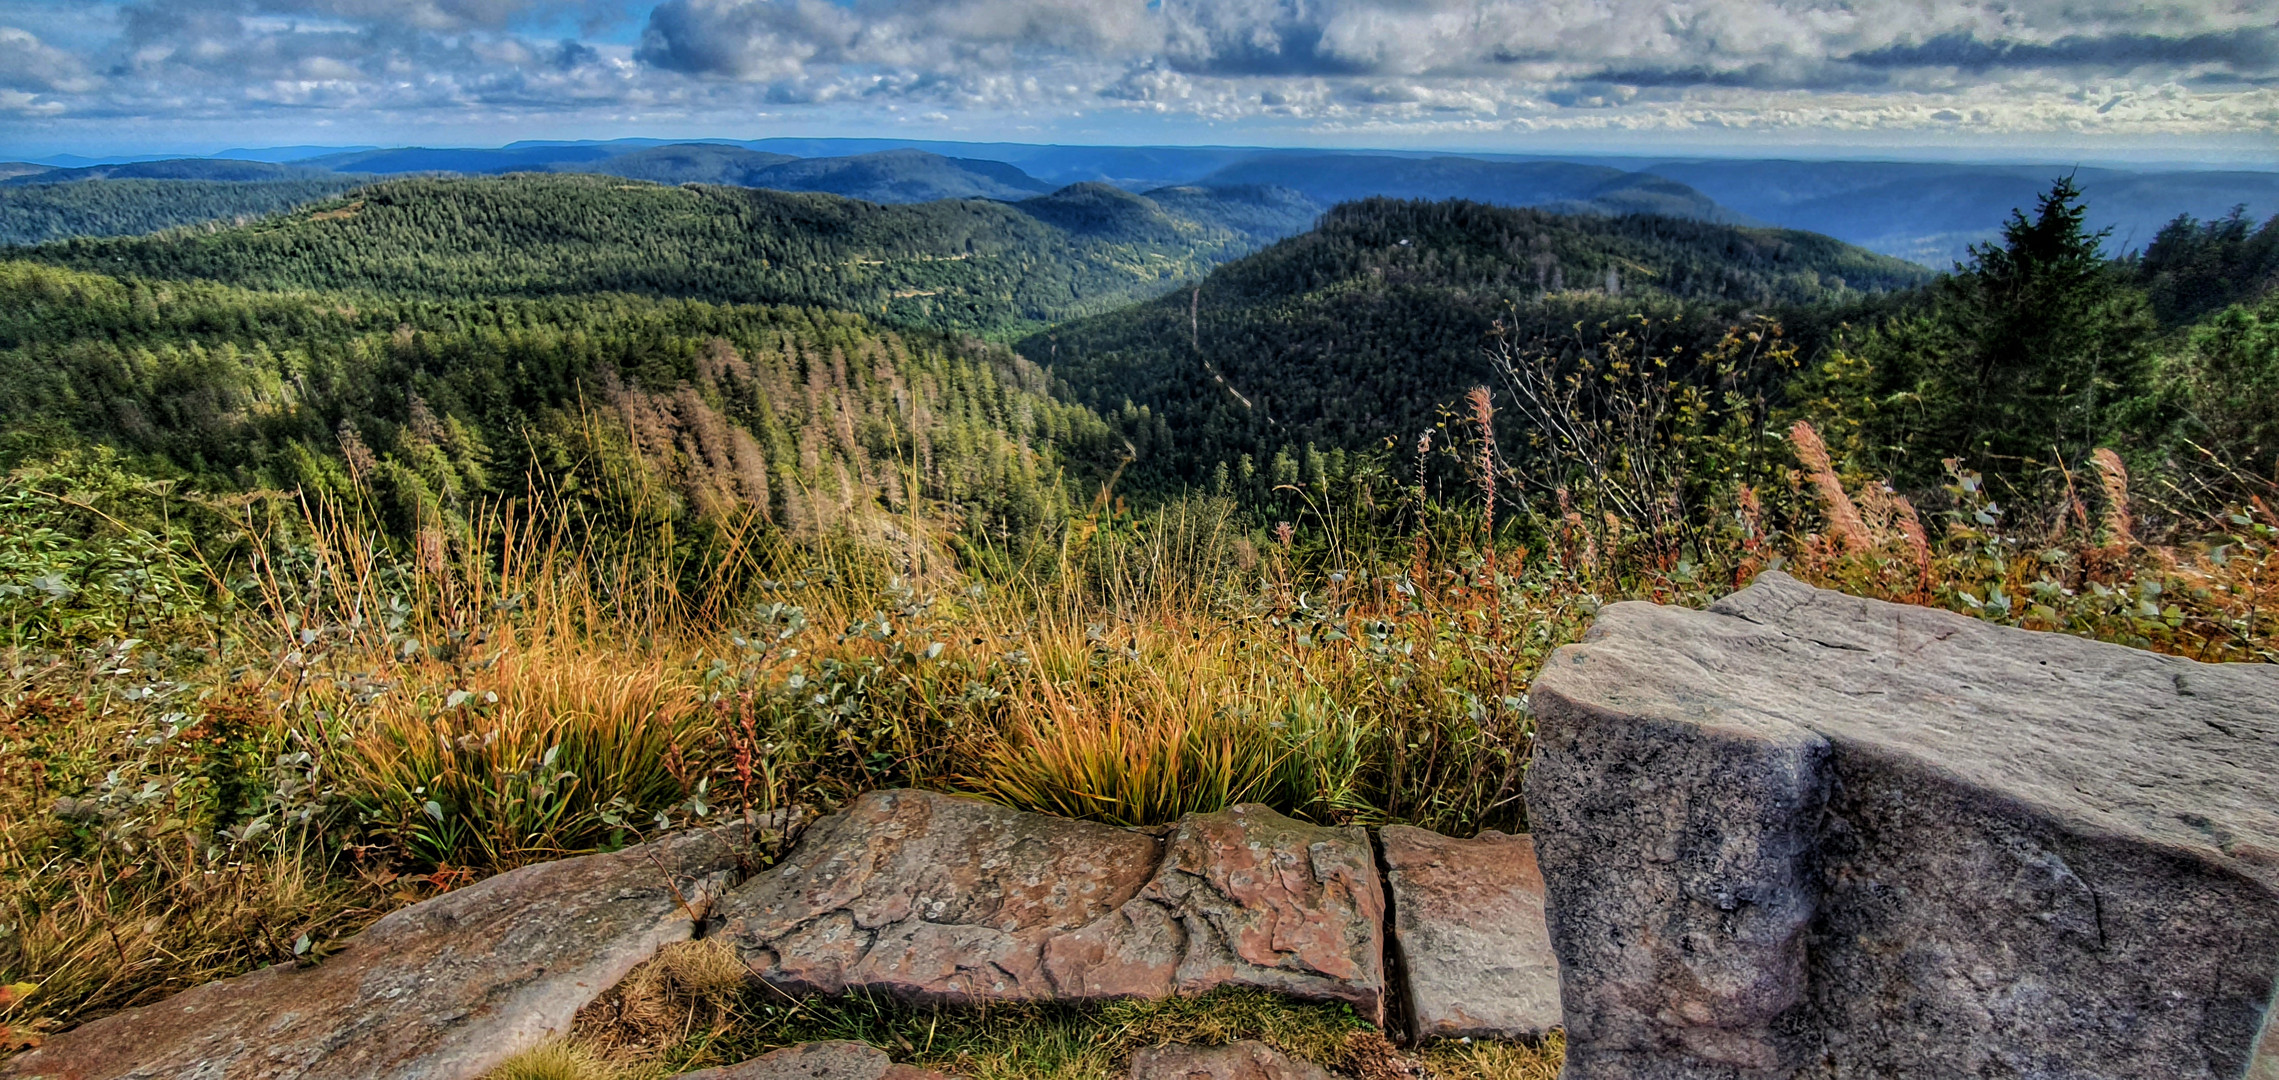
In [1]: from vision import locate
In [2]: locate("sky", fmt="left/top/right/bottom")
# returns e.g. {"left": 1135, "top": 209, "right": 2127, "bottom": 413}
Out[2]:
{"left": 0, "top": 0, "right": 2274, "bottom": 163}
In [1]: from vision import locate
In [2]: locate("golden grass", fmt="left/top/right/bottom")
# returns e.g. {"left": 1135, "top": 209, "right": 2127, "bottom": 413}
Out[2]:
{"left": 1423, "top": 1034, "right": 1566, "bottom": 1080}
{"left": 334, "top": 649, "right": 706, "bottom": 866}
{"left": 482, "top": 1041, "right": 625, "bottom": 1080}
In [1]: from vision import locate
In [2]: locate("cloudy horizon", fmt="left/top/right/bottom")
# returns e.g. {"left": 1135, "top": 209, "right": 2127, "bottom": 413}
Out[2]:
{"left": 1, "top": 0, "right": 2273, "bottom": 163}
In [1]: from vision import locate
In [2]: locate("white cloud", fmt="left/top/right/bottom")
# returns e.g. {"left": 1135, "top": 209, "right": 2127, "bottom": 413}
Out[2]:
{"left": 0, "top": 25, "right": 96, "bottom": 94}
{"left": 1, "top": 0, "right": 2273, "bottom": 144}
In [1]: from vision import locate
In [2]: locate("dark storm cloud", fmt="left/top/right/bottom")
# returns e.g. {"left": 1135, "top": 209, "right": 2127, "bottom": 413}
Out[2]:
{"left": 1847, "top": 28, "right": 2279, "bottom": 76}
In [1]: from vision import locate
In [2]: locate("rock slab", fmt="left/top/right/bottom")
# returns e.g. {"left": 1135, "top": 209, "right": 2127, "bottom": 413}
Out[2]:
{"left": 1527, "top": 570, "right": 2279, "bottom": 1080}
{"left": 711, "top": 788, "right": 1163, "bottom": 1001}
{"left": 1379, "top": 825, "right": 1561, "bottom": 1043}
{"left": 1129, "top": 1041, "right": 1337, "bottom": 1080}
{"left": 713, "top": 792, "right": 1387, "bottom": 1022}
{"left": 671, "top": 1040, "right": 947, "bottom": 1080}
{"left": 4, "top": 824, "right": 755, "bottom": 1080}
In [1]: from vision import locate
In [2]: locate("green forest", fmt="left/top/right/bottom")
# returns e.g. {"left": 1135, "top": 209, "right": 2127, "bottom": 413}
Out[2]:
{"left": 0, "top": 178, "right": 372, "bottom": 246}
{"left": 17, "top": 175, "right": 1313, "bottom": 337}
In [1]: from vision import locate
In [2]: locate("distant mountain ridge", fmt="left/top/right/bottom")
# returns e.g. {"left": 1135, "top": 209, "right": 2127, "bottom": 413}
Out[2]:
{"left": 1193, "top": 155, "right": 1742, "bottom": 223}
{"left": 17, "top": 173, "right": 1320, "bottom": 336}
{"left": 4, "top": 159, "right": 346, "bottom": 185}
{"left": 13, "top": 138, "right": 2274, "bottom": 269}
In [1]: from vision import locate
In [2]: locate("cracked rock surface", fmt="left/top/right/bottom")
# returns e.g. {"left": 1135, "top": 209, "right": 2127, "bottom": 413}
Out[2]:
{"left": 670, "top": 1040, "right": 948, "bottom": 1080}
{"left": 1380, "top": 826, "right": 1559, "bottom": 1042}
{"left": 710, "top": 788, "right": 1164, "bottom": 1001}
{"left": 4, "top": 824, "right": 755, "bottom": 1080}
{"left": 1528, "top": 570, "right": 2279, "bottom": 1080}
{"left": 714, "top": 792, "right": 1386, "bottom": 1021}
{"left": 1127, "top": 1041, "right": 1337, "bottom": 1080}
{"left": 1046, "top": 803, "right": 1386, "bottom": 1022}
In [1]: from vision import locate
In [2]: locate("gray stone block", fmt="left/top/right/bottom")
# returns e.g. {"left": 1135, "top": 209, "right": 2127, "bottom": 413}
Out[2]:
{"left": 1528, "top": 571, "right": 2279, "bottom": 1079}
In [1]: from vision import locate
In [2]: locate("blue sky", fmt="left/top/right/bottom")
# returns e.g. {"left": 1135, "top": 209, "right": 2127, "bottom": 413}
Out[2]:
{"left": 1, "top": 0, "right": 2274, "bottom": 162}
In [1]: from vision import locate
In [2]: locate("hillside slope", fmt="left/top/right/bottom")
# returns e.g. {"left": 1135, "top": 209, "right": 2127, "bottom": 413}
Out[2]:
{"left": 0, "top": 260, "right": 1117, "bottom": 549}
{"left": 20, "top": 175, "right": 1304, "bottom": 336}
{"left": 0, "top": 178, "right": 373, "bottom": 246}
{"left": 1021, "top": 197, "right": 1930, "bottom": 490}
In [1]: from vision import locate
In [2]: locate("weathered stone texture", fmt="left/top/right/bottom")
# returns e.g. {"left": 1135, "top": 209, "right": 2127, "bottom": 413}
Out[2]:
{"left": 713, "top": 792, "right": 1386, "bottom": 1021}
{"left": 1048, "top": 803, "right": 1387, "bottom": 1022}
{"left": 5, "top": 824, "right": 755, "bottom": 1080}
{"left": 1128, "top": 1041, "right": 1337, "bottom": 1080}
{"left": 710, "top": 788, "right": 1163, "bottom": 1001}
{"left": 1379, "top": 826, "right": 1562, "bottom": 1043}
{"left": 670, "top": 1040, "right": 947, "bottom": 1080}
{"left": 1527, "top": 570, "right": 2279, "bottom": 1080}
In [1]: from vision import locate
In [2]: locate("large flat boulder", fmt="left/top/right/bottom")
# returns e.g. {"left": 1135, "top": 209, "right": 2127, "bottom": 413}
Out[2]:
{"left": 1379, "top": 826, "right": 1560, "bottom": 1042}
{"left": 5, "top": 824, "right": 758, "bottom": 1080}
{"left": 1527, "top": 571, "right": 2279, "bottom": 1080}
{"left": 713, "top": 792, "right": 1387, "bottom": 1021}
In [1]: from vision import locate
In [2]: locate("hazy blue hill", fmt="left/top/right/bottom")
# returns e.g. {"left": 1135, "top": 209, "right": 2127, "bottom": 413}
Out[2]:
{"left": 1019, "top": 197, "right": 1930, "bottom": 489}
{"left": 0, "top": 163, "right": 53, "bottom": 181}
{"left": 1644, "top": 159, "right": 2279, "bottom": 266}
{"left": 0, "top": 178, "right": 373, "bottom": 245}
{"left": 4, "top": 158, "right": 338, "bottom": 184}
{"left": 1138, "top": 184, "right": 1322, "bottom": 245}
{"left": 1192, "top": 155, "right": 1739, "bottom": 223}
{"left": 577, "top": 143, "right": 799, "bottom": 185}
{"left": 736, "top": 149, "right": 1055, "bottom": 203}
{"left": 297, "top": 144, "right": 623, "bottom": 174}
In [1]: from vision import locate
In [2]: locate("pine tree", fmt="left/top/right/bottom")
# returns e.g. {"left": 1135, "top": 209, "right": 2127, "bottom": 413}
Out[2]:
{"left": 1934, "top": 177, "right": 2155, "bottom": 472}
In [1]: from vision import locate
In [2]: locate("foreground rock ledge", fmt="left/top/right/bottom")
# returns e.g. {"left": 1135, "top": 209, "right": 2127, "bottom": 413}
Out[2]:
{"left": 712, "top": 791, "right": 1387, "bottom": 1022}
{"left": 4, "top": 824, "right": 757, "bottom": 1080}
{"left": 1527, "top": 571, "right": 2279, "bottom": 1080}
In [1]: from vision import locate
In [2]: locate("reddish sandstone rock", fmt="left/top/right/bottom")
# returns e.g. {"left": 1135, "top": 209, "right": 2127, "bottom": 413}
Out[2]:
{"left": 4, "top": 824, "right": 757, "bottom": 1080}
{"left": 1127, "top": 1041, "right": 1337, "bottom": 1080}
{"left": 1048, "top": 805, "right": 1387, "bottom": 1023}
{"left": 711, "top": 789, "right": 1164, "bottom": 1001}
{"left": 1379, "top": 826, "right": 1560, "bottom": 1042}
{"left": 714, "top": 793, "right": 1386, "bottom": 1020}
{"left": 671, "top": 1040, "right": 948, "bottom": 1080}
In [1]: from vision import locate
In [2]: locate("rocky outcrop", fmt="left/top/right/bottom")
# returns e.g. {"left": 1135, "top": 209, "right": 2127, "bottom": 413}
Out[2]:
{"left": 1128, "top": 1041, "right": 1337, "bottom": 1080}
{"left": 670, "top": 1040, "right": 948, "bottom": 1080}
{"left": 712, "top": 792, "right": 1387, "bottom": 1022}
{"left": 1527, "top": 571, "right": 2279, "bottom": 1080}
{"left": 5, "top": 823, "right": 761, "bottom": 1080}
{"left": 1379, "top": 826, "right": 1560, "bottom": 1043}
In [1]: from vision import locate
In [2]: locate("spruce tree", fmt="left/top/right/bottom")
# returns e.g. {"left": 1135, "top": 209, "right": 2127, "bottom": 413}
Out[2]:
{"left": 1930, "top": 177, "right": 2156, "bottom": 477}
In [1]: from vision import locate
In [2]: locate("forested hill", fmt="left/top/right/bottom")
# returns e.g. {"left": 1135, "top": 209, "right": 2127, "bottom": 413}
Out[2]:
{"left": 19, "top": 174, "right": 1318, "bottom": 337}
{"left": 1020, "top": 197, "right": 1932, "bottom": 492}
{"left": 0, "top": 178, "right": 373, "bottom": 246}
{"left": 0, "top": 260, "right": 1121, "bottom": 554}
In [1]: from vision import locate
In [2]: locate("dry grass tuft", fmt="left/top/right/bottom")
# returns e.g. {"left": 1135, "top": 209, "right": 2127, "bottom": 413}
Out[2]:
{"left": 481, "top": 1040, "right": 624, "bottom": 1080}
{"left": 1422, "top": 1033, "right": 1565, "bottom": 1080}
{"left": 1789, "top": 421, "right": 1869, "bottom": 553}
{"left": 655, "top": 938, "right": 751, "bottom": 1005}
